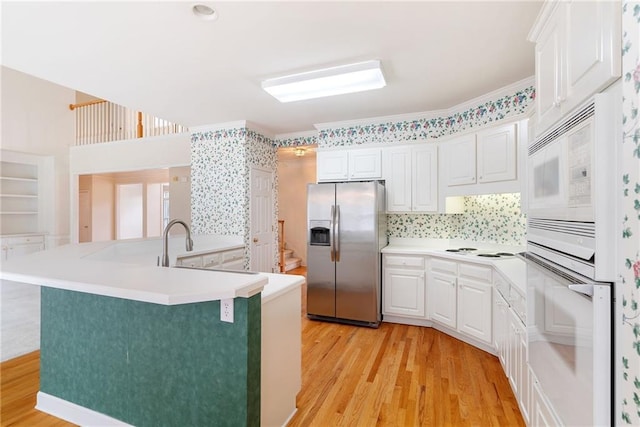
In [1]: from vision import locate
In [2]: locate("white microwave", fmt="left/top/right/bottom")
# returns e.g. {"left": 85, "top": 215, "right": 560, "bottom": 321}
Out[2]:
{"left": 527, "top": 82, "right": 620, "bottom": 282}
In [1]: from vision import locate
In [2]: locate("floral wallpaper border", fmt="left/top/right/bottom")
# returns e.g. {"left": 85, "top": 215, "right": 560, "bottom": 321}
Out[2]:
{"left": 314, "top": 86, "right": 534, "bottom": 148}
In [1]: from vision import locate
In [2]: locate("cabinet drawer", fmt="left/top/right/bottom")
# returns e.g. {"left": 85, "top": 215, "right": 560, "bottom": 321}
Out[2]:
{"left": 458, "top": 262, "right": 492, "bottom": 283}
{"left": 384, "top": 255, "right": 425, "bottom": 269}
{"left": 430, "top": 257, "right": 457, "bottom": 274}
{"left": 1, "top": 234, "right": 45, "bottom": 246}
{"left": 202, "top": 253, "right": 221, "bottom": 268}
{"left": 222, "top": 248, "right": 244, "bottom": 262}
{"left": 177, "top": 255, "right": 203, "bottom": 268}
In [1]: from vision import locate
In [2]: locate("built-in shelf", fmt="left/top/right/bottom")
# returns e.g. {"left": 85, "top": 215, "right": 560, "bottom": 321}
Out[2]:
{"left": 0, "top": 155, "right": 46, "bottom": 235}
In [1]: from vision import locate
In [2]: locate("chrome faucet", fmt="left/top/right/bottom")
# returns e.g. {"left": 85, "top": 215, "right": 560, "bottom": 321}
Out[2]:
{"left": 161, "top": 219, "right": 193, "bottom": 267}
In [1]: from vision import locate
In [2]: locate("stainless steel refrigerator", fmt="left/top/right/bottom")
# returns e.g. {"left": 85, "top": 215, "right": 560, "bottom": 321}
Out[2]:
{"left": 306, "top": 181, "right": 386, "bottom": 327}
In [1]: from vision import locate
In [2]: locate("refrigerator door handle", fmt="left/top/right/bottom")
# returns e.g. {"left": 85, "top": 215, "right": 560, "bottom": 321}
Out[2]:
{"left": 330, "top": 205, "right": 336, "bottom": 262}
{"left": 335, "top": 205, "right": 341, "bottom": 262}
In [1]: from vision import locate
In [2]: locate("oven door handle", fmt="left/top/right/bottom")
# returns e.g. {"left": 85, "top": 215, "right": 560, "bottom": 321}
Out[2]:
{"left": 568, "top": 284, "right": 594, "bottom": 297}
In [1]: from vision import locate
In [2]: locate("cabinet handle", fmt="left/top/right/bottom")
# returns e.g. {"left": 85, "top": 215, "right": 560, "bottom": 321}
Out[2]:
{"left": 451, "top": 281, "right": 456, "bottom": 287}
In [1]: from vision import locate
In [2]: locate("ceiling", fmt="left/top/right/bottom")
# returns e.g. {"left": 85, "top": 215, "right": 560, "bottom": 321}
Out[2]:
{"left": 1, "top": 1, "right": 543, "bottom": 137}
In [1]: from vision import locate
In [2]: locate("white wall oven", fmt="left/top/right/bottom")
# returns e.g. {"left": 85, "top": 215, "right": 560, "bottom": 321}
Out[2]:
{"left": 527, "top": 83, "right": 620, "bottom": 282}
{"left": 525, "top": 82, "right": 619, "bottom": 426}
{"left": 522, "top": 252, "right": 611, "bottom": 426}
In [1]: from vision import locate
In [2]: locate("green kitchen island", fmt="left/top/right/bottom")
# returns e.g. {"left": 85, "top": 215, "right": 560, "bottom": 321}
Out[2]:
{"left": 0, "top": 236, "right": 304, "bottom": 427}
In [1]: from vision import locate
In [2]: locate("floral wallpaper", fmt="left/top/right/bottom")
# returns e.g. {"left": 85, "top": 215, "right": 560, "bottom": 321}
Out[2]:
{"left": 620, "top": 2, "right": 640, "bottom": 424}
{"left": 315, "top": 86, "right": 534, "bottom": 148}
{"left": 190, "top": 127, "right": 278, "bottom": 271}
{"left": 387, "top": 193, "right": 526, "bottom": 245}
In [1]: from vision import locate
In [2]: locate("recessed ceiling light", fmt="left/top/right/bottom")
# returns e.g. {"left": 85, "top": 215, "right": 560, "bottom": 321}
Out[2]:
{"left": 192, "top": 4, "right": 218, "bottom": 21}
{"left": 262, "top": 60, "right": 386, "bottom": 103}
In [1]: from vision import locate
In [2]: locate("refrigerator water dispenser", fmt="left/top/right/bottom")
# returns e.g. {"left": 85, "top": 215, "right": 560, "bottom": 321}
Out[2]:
{"left": 309, "top": 221, "right": 330, "bottom": 246}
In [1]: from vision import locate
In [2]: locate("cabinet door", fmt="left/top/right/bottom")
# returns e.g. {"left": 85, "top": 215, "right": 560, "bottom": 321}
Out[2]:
{"left": 532, "top": 379, "right": 561, "bottom": 427}
{"left": 457, "top": 278, "right": 492, "bottom": 344}
{"left": 534, "top": 3, "right": 564, "bottom": 135}
{"left": 564, "top": 0, "right": 620, "bottom": 114}
{"left": 317, "top": 151, "right": 349, "bottom": 182}
{"left": 412, "top": 145, "right": 438, "bottom": 212}
{"left": 442, "top": 134, "right": 476, "bottom": 186}
{"left": 519, "top": 327, "right": 530, "bottom": 424}
{"left": 384, "top": 147, "right": 412, "bottom": 212}
{"left": 493, "top": 291, "right": 509, "bottom": 371}
{"left": 348, "top": 148, "right": 382, "bottom": 180}
{"left": 428, "top": 271, "right": 457, "bottom": 328}
{"left": 507, "top": 310, "right": 521, "bottom": 398}
{"left": 476, "top": 123, "right": 517, "bottom": 183}
{"left": 383, "top": 267, "right": 426, "bottom": 317}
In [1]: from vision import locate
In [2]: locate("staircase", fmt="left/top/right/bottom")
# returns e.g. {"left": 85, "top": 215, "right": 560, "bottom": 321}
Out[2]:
{"left": 282, "top": 248, "right": 302, "bottom": 272}
{"left": 278, "top": 219, "right": 302, "bottom": 272}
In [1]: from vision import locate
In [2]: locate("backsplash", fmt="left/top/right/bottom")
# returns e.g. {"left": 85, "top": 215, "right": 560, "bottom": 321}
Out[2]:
{"left": 387, "top": 193, "right": 526, "bottom": 245}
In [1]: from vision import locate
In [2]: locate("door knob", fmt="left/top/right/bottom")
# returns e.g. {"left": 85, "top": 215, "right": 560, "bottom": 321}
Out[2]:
{"left": 253, "top": 237, "right": 259, "bottom": 243}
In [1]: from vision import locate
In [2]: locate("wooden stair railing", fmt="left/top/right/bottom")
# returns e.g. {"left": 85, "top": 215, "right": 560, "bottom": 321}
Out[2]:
{"left": 278, "top": 220, "right": 285, "bottom": 273}
{"left": 69, "top": 99, "right": 187, "bottom": 145}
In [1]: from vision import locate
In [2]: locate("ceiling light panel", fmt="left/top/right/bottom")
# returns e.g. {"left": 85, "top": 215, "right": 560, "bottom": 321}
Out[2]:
{"left": 262, "top": 60, "right": 386, "bottom": 103}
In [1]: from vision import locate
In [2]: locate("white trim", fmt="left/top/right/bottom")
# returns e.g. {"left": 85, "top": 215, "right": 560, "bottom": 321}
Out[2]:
{"left": 274, "top": 129, "right": 317, "bottom": 141}
{"left": 189, "top": 120, "right": 248, "bottom": 134}
{"left": 527, "top": 0, "right": 560, "bottom": 42}
{"left": 36, "top": 392, "right": 134, "bottom": 427}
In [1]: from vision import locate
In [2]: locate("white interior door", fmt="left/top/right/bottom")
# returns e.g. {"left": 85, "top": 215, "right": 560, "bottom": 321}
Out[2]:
{"left": 250, "top": 167, "right": 273, "bottom": 272}
{"left": 79, "top": 190, "right": 92, "bottom": 242}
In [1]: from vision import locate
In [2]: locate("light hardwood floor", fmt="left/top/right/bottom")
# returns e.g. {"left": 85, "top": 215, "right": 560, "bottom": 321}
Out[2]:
{"left": 1, "top": 266, "right": 523, "bottom": 426}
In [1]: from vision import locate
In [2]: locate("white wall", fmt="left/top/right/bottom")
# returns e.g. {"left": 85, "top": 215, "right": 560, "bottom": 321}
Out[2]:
{"left": 168, "top": 166, "right": 191, "bottom": 234}
{"left": 92, "top": 175, "right": 115, "bottom": 241}
{"left": 69, "top": 134, "right": 189, "bottom": 242}
{"left": 1, "top": 66, "right": 75, "bottom": 246}
{"left": 277, "top": 153, "right": 316, "bottom": 266}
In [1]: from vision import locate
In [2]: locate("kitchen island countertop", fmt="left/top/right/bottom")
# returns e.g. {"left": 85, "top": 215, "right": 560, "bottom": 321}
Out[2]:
{"left": 0, "top": 235, "right": 288, "bottom": 305}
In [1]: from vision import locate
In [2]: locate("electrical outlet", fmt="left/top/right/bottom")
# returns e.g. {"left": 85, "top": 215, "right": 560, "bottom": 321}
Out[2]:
{"left": 221, "top": 298, "right": 234, "bottom": 323}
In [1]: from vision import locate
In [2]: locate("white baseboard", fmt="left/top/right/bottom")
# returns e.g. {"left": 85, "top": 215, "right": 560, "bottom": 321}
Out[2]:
{"left": 36, "top": 392, "right": 133, "bottom": 427}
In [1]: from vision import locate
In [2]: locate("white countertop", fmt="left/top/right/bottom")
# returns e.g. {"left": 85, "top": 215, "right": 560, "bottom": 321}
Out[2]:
{"left": 382, "top": 238, "right": 527, "bottom": 294}
{"left": 0, "top": 235, "right": 304, "bottom": 306}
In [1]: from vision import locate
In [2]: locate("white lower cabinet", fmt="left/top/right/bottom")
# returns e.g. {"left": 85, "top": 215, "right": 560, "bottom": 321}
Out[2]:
{"left": 457, "top": 263, "right": 492, "bottom": 344}
{"left": 493, "top": 288, "right": 509, "bottom": 370}
{"left": 428, "top": 258, "right": 493, "bottom": 345}
{"left": 428, "top": 258, "right": 457, "bottom": 328}
{"left": 532, "top": 373, "right": 561, "bottom": 427}
{"left": 1, "top": 234, "right": 45, "bottom": 261}
{"left": 176, "top": 247, "right": 245, "bottom": 270}
{"left": 383, "top": 254, "right": 426, "bottom": 318}
{"left": 495, "top": 273, "right": 530, "bottom": 425}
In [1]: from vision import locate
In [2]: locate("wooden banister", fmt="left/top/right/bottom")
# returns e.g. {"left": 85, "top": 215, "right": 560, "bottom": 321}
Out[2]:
{"left": 278, "top": 220, "right": 285, "bottom": 273}
{"left": 137, "top": 112, "right": 143, "bottom": 138}
{"left": 69, "top": 99, "right": 107, "bottom": 111}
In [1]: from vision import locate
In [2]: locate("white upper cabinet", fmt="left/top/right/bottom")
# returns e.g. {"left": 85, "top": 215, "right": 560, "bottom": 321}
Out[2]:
{"left": 441, "top": 122, "right": 518, "bottom": 190}
{"left": 317, "top": 148, "right": 381, "bottom": 182}
{"left": 477, "top": 123, "right": 517, "bottom": 183}
{"left": 442, "top": 134, "right": 476, "bottom": 187}
{"left": 383, "top": 144, "right": 437, "bottom": 213}
{"left": 529, "top": 0, "right": 621, "bottom": 136}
